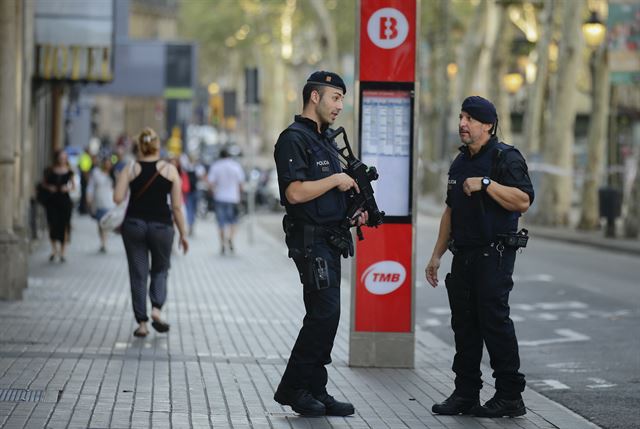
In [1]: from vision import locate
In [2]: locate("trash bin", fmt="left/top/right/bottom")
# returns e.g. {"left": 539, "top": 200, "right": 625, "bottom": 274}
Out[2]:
{"left": 599, "top": 187, "right": 622, "bottom": 219}
{"left": 599, "top": 187, "right": 622, "bottom": 237}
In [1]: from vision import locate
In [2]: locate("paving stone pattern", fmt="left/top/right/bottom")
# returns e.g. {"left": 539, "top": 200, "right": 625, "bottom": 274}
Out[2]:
{"left": 0, "top": 215, "right": 598, "bottom": 428}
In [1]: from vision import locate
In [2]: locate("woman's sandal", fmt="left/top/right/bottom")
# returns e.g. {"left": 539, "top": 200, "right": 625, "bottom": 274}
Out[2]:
{"left": 133, "top": 327, "right": 148, "bottom": 337}
{"left": 151, "top": 319, "right": 170, "bottom": 333}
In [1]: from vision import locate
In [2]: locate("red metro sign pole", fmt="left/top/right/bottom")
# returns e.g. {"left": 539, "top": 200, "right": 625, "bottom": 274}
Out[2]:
{"left": 350, "top": 0, "right": 419, "bottom": 368}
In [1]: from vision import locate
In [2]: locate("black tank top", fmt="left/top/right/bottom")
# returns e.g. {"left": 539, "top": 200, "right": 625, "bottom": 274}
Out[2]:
{"left": 126, "top": 161, "right": 173, "bottom": 224}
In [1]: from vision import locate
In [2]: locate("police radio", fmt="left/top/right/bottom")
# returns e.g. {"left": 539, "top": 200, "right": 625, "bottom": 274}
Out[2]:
{"left": 327, "top": 127, "right": 385, "bottom": 240}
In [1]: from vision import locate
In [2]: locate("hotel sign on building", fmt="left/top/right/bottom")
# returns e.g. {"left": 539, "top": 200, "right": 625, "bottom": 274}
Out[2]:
{"left": 35, "top": 0, "right": 114, "bottom": 82}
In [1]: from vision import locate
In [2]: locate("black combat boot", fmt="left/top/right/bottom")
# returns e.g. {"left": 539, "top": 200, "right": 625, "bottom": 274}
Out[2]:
{"left": 313, "top": 392, "right": 355, "bottom": 416}
{"left": 432, "top": 393, "right": 480, "bottom": 415}
{"left": 473, "top": 396, "right": 526, "bottom": 417}
{"left": 274, "top": 387, "right": 325, "bottom": 416}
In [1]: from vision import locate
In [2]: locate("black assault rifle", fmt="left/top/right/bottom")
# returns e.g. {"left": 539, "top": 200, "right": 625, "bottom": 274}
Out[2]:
{"left": 327, "top": 127, "right": 385, "bottom": 240}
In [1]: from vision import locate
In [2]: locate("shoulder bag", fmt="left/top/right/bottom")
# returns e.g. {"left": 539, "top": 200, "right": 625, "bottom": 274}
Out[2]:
{"left": 100, "top": 162, "right": 162, "bottom": 232}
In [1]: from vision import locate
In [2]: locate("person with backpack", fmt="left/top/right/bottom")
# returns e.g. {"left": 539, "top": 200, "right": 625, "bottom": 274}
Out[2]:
{"left": 425, "top": 96, "right": 534, "bottom": 418}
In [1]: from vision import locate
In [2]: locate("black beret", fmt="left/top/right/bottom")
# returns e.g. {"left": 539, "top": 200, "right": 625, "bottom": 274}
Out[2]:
{"left": 461, "top": 96, "right": 497, "bottom": 124}
{"left": 306, "top": 70, "right": 346, "bottom": 94}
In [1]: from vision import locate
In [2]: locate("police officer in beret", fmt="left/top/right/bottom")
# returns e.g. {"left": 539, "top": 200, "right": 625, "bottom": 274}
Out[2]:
{"left": 272, "top": 71, "right": 367, "bottom": 416}
{"left": 426, "top": 96, "right": 534, "bottom": 418}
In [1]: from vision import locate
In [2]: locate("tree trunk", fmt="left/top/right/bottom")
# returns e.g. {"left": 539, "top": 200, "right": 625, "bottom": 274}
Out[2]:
{"left": 262, "top": 44, "right": 288, "bottom": 148}
{"left": 623, "top": 148, "right": 640, "bottom": 238}
{"left": 535, "top": 0, "right": 586, "bottom": 226}
{"left": 488, "top": 2, "right": 513, "bottom": 144}
{"left": 522, "top": 0, "right": 553, "bottom": 156}
{"left": 309, "top": 0, "right": 338, "bottom": 71}
{"left": 578, "top": 46, "right": 610, "bottom": 230}
{"left": 421, "top": 0, "right": 451, "bottom": 196}
{"left": 455, "top": 0, "right": 489, "bottom": 102}
{"left": 419, "top": 48, "right": 440, "bottom": 194}
{"left": 475, "top": 0, "right": 499, "bottom": 99}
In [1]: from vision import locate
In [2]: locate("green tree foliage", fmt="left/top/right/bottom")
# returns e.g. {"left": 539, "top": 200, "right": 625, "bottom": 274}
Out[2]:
{"left": 178, "top": 0, "right": 355, "bottom": 85}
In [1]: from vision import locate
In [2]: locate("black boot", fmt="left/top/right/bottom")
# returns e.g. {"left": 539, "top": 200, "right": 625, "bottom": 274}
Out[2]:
{"left": 274, "top": 387, "right": 325, "bottom": 416}
{"left": 432, "top": 393, "right": 479, "bottom": 415}
{"left": 473, "top": 396, "right": 526, "bottom": 418}
{"left": 314, "top": 392, "right": 355, "bottom": 416}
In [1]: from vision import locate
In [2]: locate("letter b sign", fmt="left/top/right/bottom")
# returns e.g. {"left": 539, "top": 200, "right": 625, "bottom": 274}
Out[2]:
{"left": 367, "top": 8, "right": 409, "bottom": 50}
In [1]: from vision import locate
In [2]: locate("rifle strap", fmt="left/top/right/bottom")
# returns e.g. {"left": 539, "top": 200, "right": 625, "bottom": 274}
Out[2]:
{"left": 286, "top": 122, "right": 343, "bottom": 165}
{"left": 490, "top": 144, "right": 515, "bottom": 181}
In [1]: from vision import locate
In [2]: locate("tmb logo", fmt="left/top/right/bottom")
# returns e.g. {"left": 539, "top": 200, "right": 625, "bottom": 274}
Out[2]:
{"left": 361, "top": 260, "right": 406, "bottom": 295}
{"left": 367, "top": 8, "right": 409, "bottom": 50}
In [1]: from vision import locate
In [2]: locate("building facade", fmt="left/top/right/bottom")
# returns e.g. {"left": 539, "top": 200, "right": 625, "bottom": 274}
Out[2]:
{"left": 0, "top": 0, "right": 35, "bottom": 299}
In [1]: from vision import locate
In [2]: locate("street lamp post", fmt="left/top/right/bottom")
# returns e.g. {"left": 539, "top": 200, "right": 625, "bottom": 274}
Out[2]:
{"left": 582, "top": 11, "right": 606, "bottom": 50}
{"left": 582, "top": 11, "right": 604, "bottom": 133}
{"left": 580, "top": 9, "right": 617, "bottom": 236}
{"left": 503, "top": 71, "right": 524, "bottom": 94}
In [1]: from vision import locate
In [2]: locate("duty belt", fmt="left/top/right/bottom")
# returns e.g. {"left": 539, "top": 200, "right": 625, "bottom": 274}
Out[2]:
{"left": 447, "top": 228, "right": 529, "bottom": 255}
{"left": 283, "top": 215, "right": 353, "bottom": 258}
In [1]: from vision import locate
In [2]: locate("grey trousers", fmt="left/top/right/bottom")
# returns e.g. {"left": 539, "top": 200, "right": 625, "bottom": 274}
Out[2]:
{"left": 121, "top": 217, "right": 174, "bottom": 323}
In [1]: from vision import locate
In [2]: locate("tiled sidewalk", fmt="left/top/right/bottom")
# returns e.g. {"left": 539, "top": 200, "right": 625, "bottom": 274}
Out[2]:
{"left": 0, "top": 214, "right": 598, "bottom": 428}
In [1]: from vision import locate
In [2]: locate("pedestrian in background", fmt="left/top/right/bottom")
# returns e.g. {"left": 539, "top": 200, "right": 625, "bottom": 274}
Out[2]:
{"left": 41, "top": 149, "right": 75, "bottom": 263}
{"left": 272, "top": 71, "right": 366, "bottom": 417}
{"left": 207, "top": 148, "right": 245, "bottom": 254}
{"left": 87, "top": 155, "right": 115, "bottom": 253}
{"left": 169, "top": 156, "right": 190, "bottom": 210}
{"left": 114, "top": 127, "right": 189, "bottom": 338}
{"left": 181, "top": 152, "right": 206, "bottom": 236}
{"left": 112, "top": 135, "right": 134, "bottom": 177}
{"left": 169, "top": 155, "right": 190, "bottom": 253}
{"left": 77, "top": 146, "right": 93, "bottom": 215}
{"left": 426, "top": 96, "right": 534, "bottom": 418}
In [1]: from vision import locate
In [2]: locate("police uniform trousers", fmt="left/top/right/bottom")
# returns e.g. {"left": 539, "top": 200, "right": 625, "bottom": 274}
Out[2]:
{"left": 444, "top": 244, "right": 525, "bottom": 399}
{"left": 279, "top": 240, "right": 341, "bottom": 395}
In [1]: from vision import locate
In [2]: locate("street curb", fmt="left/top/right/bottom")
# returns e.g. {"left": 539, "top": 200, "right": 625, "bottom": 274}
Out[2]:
{"left": 530, "top": 228, "right": 640, "bottom": 256}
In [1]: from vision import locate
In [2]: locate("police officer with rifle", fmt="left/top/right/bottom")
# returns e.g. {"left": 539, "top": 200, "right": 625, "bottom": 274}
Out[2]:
{"left": 273, "top": 71, "right": 382, "bottom": 416}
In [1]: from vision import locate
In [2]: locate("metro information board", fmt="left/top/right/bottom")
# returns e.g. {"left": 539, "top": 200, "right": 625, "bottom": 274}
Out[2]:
{"left": 360, "top": 89, "right": 412, "bottom": 218}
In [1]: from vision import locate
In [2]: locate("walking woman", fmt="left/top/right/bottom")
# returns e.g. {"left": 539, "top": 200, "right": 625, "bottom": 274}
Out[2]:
{"left": 114, "top": 127, "right": 189, "bottom": 338}
{"left": 42, "top": 149, "right": 75, "bottom": 262}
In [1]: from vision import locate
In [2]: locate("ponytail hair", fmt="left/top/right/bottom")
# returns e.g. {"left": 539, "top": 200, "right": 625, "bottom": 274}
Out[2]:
{"left": 137, "top": 127, "right": 159, "bottom": 156}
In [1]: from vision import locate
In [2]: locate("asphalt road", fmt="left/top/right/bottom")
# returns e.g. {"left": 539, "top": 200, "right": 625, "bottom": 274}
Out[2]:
{"left": 257, "top": 211, "right": 640, "bottom": 429}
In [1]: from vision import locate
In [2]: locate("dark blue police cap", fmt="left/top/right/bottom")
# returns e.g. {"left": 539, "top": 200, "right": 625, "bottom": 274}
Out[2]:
{"left": 461, "top": 96, "right": 497, "bottom": 125}
{"left": 306, "top": 71, "right": 346, "bottom": 94}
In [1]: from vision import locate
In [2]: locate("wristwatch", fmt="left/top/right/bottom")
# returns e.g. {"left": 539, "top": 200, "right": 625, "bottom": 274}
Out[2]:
{"left": 481, "top": 176, "right": 491, "bottom": 192}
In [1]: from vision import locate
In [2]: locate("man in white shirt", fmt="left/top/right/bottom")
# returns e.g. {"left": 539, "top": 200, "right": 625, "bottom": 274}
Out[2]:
{"left": 207, "top": 148, "right": 245, "bottom": 254}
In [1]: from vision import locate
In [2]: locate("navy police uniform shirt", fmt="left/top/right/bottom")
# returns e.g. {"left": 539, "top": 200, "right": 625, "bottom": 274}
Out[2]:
{"left": 446, "top": 136, "right": 534, "bottom": 247}
{"left": 274, "top": 115, "right": 347, "bottom": 226}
